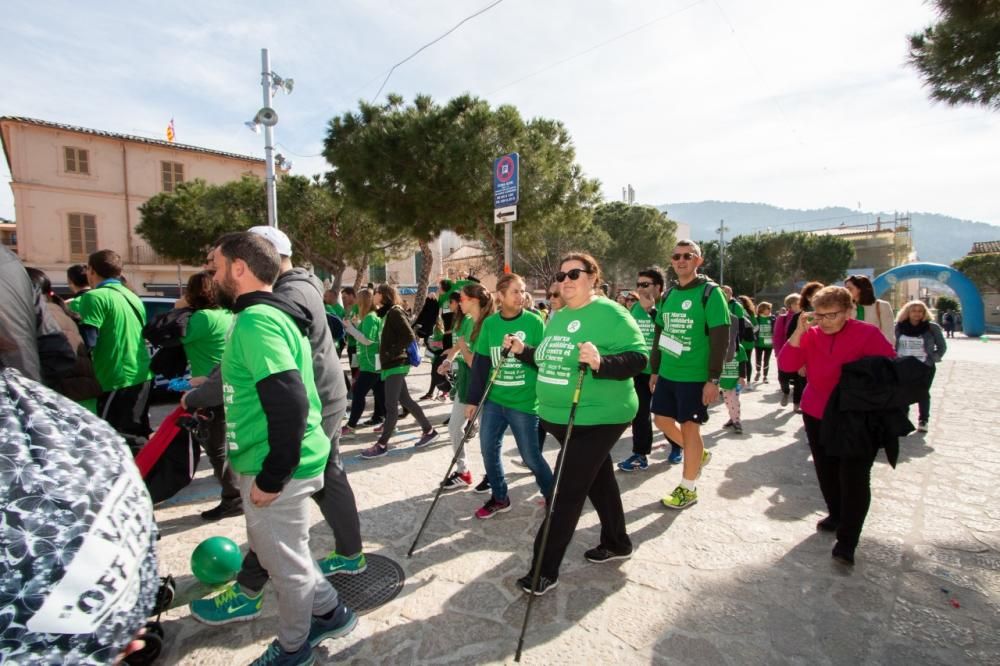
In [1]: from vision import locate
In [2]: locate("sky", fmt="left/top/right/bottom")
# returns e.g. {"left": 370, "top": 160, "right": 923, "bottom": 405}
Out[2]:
{"left": 3, "top": 0, "right": 999, "bottom": 225}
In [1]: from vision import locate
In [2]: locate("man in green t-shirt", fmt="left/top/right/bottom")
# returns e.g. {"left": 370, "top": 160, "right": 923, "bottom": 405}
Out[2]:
{"left": 76, "top": 250, "right": 152, "bottom": 444}
{"left": 650, "top": 241, "right": 731, "bottom": 510}
{"left": 195, "top": 232, "right": 356, "bottom": 663}
{"left": 617, "top": 266, "right": 683, "bottom": 472}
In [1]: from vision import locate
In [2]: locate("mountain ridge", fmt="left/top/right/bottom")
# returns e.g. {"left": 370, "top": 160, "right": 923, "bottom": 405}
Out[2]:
{"left": 656, "top": 201, "right": 1000, "bottom": 266}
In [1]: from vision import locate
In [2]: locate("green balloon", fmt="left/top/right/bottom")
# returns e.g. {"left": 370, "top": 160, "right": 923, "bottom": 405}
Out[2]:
{"left": 191, "top": 536, "right": 243, "bottom": 585}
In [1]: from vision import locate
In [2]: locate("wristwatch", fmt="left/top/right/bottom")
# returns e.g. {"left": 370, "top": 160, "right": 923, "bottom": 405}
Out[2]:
{"left": 708, "top": 378, "right": 720, "bottom": 386}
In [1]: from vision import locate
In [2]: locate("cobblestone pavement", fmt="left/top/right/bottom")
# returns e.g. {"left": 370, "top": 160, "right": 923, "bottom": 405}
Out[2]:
{"left": 151, "top": 337, "right": 1000, "bottom": 665}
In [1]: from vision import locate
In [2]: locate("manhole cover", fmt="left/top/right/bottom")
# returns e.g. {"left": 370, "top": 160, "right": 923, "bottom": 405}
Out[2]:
{"left": 329, "top": 553, "right": 404, "bottom": 615}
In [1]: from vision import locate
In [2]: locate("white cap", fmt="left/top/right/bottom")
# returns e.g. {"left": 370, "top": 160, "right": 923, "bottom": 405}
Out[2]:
{"left": 248, "top": 225, "right": 292, "bottom": 257}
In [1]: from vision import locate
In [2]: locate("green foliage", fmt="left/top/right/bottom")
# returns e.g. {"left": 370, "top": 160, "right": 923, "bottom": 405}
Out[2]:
{"left": 590, "top": 202, "right": 677, "bottom": 290}
{"left": 324, "top": 94, "right": 602, "bottom": 294}
{"left": 691, "top": 231, "right": 854, "bottom": 297}
{"left": 935, "top": 295, "right": 960, "bottom": 312}
{"left": 952, "top": 252, "right": 1000, "bottom": 292}
{"left": 136, "top": 175, "right": 373, "bottom": 286}
{"left": 908, "top": 0, "right": 1000, "bottom": 110}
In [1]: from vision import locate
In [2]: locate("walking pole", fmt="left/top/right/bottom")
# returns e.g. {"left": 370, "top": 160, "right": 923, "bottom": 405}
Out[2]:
{"left": 407, "top": 348, "right": 511, "bottom": 557}
{"left": 514, "top": 363, "right": 588, "bottom": 662}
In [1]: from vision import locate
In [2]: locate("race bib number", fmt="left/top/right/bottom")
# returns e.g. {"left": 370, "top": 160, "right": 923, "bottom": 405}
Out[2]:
{"left": 658, "top": 333, "right": 684, "bottom": 355}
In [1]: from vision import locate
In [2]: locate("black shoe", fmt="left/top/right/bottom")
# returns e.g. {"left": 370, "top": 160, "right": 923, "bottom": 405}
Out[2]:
{"left": 418, "top": 393, "right": 435, "bottom": 401}
{"left": 442, "top": 417, "right": 450, "bottom": 426}
{"left": 361, "top": 417, "right": 384, "bottom": 427}
{"left": 816, "top": 516, "right": 839, "bottom": 533}
{"left": 474, "top": 475, "right": 491, "bottom": 494}
{"left": 723, "top": 420, "right": 735, "bottom": 428}
{"left": 201, "top": 500, "right": 243, "bottom": 521}
{"left": 517, "top": 573, "right": 559, "bottom": 596}
{"left": 832, "top": 542, "right": 855, "bottom": 566}
{"left": 732, "top": 422, "right": 743, "bottom": 434}
{"left": 584, "top": 545, "right": 633, "bottom": 563}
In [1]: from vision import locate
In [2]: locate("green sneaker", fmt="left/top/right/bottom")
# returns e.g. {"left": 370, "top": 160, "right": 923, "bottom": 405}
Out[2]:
{"left": 697, "top": 450, "right": 712, "bottom": 479}
{"left": 661, "top": 485, "right": 698, "bottom": 510}
{"left": 317, "top": 552, "right": 367, "bottom": 576}
{"left": 190, "top": 582, "right": 263, "bottom": 625}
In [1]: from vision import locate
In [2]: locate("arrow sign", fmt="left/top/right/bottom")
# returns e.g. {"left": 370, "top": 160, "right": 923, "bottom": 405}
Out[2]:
{"left": 494, "top": 205, "right": 518, "bottom": 224}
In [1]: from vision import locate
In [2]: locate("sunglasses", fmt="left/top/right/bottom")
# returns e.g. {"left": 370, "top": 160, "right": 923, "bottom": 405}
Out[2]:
{"left": 636, "top": 281, "right": 652, "bottom": 288}
{"left": 548, "top": 292, "right": 560, "bottom": 299}
{"left": 671, "top": 252, "right": 698, "bottom": 261}
{"left": 554, "top": 268, "right": 592, "bottom": 282}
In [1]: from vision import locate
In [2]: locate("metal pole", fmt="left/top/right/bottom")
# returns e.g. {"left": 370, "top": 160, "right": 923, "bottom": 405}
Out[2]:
{"left": 504, "top": 220, "right": 512, "bottom": 273}
{"left": 261, "top": 48, "right": 278, "bottom": 229}
{"left": 718, "top": 219, "right": 726, "bottom": 286}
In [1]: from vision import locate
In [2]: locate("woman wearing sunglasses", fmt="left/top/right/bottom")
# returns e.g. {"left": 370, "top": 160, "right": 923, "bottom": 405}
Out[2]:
{"left": 778, "top": 286, "right": 895, "bottom": 566}
{"left": 504, "top": 253, "right": 648, "bottom": 595}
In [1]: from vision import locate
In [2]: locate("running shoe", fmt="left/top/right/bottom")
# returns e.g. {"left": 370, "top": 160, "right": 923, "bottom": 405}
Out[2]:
{"left": 340, "top": 425, "right": 355, "bottom": 439}
{"left": 754, "top": 373, "right": 761, "bottom": 382}
{"left": 917, "top": 421, "right": 928, "bottom": 433}
{"left": 361, "top": 417, "right": 384, "bottom": 427}
{"left": 475, "top": 496, "right": 511, "bottom": 519}
{"left": 732, "top": 422, "right": 743, "bottom": 435}
{"left": 661, "top": 485, "right": 698, "bottom": 510}
{"left": 360, "top": 443, "right": 388, "bottom": 459}
{"left": 816, "top": 516, "right": 839, "bottom": 533}
{"left": 441, "top": 470, "right": 473, "bottom": 490}
{"left": 832, "top": 542, "right": 855, "bottom": 566}
{"left": 307, "top": 602, "right": 358, "bottom": 647}
{"left": 616, "top": 453, "right": 648, "bottom": 472}
{"left": 584, "top": 545, "right": 633, "bottom": 563}
{"left": 723, "top": 420, "right": 735, "bottom": 428}
{"left": 517, "top": 573, "right": 559, "bottom": 596}
{"left": 780, "top": 393, "right": 789, "bottom": 407}
{"left": 251, "top": 640, "right": 313, "bottom": 666}
{"left": 317, "top": 552, "right": 367, "bottom": 576}
{"left": 414, "top": 429, "right": 440, "bottom": 448}
{"left": 190, "top": 583, "right": 264, "bottom": 625}
{"left": 667, "top": 449, "right": 683, "bottom": 464}
{"left": 474, "top": 475, "right": 491, "bottom": 494}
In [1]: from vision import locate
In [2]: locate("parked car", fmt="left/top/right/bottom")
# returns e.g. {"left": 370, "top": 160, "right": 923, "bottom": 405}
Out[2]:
{"left": 140, "top": 296, "right": 189, "bottom": 401}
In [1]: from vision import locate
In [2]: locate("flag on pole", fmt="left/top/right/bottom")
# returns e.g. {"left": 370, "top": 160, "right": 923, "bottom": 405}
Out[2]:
{"left": 166, "top": 118, "right": 175, "bottom": 143}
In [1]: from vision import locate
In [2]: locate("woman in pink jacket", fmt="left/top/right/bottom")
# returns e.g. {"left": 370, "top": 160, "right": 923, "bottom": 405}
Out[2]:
{"left": 778, "top": 286, "right": 895, "bottom": 566}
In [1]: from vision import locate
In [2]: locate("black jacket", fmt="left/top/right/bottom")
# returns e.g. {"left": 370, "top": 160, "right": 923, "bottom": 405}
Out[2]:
{"left": 820, "top": 355, "right": 932, "bottom": 467}
{"left": 378, "top": 305, "right": 415, "bottom": 372}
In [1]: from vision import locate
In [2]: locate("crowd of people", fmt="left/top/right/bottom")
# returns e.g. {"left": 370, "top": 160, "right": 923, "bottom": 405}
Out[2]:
{"left": 0, "top": 234, "right": 943, "bottom": 664}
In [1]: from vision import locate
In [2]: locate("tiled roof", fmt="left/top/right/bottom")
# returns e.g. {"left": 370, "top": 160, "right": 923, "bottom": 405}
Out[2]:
{"left": 1, "top": 116, "right": 264, "bottom": 164}
{"left": 970, "top": 241, "right": 1000, "bottom": 254}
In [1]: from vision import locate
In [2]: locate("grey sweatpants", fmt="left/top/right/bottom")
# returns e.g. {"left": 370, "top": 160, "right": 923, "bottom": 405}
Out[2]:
{"left": 238, "top": 474, "right": 338, "bottom": 652}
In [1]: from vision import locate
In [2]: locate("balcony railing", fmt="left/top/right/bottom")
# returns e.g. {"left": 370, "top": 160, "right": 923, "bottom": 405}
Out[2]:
{"left": 130, "top": 245, "right": 176, "bottom": 266}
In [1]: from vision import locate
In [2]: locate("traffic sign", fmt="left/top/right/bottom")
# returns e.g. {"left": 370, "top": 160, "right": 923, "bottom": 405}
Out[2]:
{"left": 493, "top": 153, "right": 519, "bottom": 208}
{"left": 494, "top": 205, "right": 517, "bottom": 224}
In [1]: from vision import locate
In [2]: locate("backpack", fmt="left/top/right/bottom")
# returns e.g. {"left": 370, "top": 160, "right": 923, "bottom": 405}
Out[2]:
{"left": 730, "top": 301, "right": 757, "bottom": 344}
{"left": 326, "top": 312, "right": 346, "bottom": 342}
{"left": 662, "top": 281, "right": 736, "bottom": 362}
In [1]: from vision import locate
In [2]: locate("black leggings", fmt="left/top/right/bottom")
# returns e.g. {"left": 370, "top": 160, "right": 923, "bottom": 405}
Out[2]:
{"left": 532, "top": 420, "right": 631, "bottom": 580}
{"left": 427, "top": 353, "right": 452, "bottom": 395}
{"left": 754, "top": 347, "right": 772, "bottom": 379}
{"left": 778, "top": 370, "right": 806, "bottom": 404}
{"left": 803, "top": 414, "right": 877, "bottom": 552}
{"left": 347, "top": 371, "right": 385, "bottom": 427}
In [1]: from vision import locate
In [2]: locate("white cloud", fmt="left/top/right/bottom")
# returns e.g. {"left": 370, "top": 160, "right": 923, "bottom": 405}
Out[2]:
{"left": 2, "top": 0, "right": 999, "bottom": 225}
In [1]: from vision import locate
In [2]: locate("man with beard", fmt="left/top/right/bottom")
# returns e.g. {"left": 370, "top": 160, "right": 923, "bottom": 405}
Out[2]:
{"left": 199, "top": 232, "right": 356, "bottom": 665}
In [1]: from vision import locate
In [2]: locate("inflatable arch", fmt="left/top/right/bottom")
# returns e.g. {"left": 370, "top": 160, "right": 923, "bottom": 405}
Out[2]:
{"left": 872, "top": 263, "right": 985, "bottom": 337}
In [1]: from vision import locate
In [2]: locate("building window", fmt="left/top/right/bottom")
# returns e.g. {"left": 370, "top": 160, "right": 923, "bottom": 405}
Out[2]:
{"left": 68, "top": 213, "right": 97, "bottom": 261}
{"left": 64, "top": 147, "right": 90, "bottom": 175}
{"left": 161, "top": 161, "right": 184, "bottom": 192}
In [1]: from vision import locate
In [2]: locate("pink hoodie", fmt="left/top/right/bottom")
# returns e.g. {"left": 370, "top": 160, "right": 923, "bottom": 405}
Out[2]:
{"left": 777, "top": 318, "right": 895, "bottom": 419}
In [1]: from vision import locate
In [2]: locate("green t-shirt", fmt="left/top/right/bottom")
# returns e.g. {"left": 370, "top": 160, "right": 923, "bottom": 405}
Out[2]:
{"left": 451, "top": 314, "right": 474, "bottom": 401}
{"left": 720, "top": 357, "right": 741, "bottom": 390}
{"left": 325, "top": 302, "right": 345, "bottom": 318}
{"left": 756, "top": 316, "right": 773, "bottom": 349}
{"left": 182, "top": 308, "right": 233, "bottom": 377}
{"left": 357, "top": 311, "right": 382, "bottom": 373}
{"left": 438, "top": 280, "right": 473, "bottom": 313}
{"left": 67, "top": 296, "right": 84, "bottom": 315}
{"left": 654, "top": 281, "right": 730, "bottom": 383}
{"left": 474, "top": 309, "right": 545, "bottom": 413}
{"left": 535, "top": 297, "right": 648, "bottom": 426}
{"left": 222, "top": 304, "right": 329, "bottom": 480}
{"left": 76, "top": 282, "right": 152, "bottom": 392}
{"left": 629, "top": 301, "right": 656, "bottom": 375}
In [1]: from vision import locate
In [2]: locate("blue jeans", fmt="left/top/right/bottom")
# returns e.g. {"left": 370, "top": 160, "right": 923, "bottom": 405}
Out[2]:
{"left": 479, "top": 400, "right": 553, "bottom": 502}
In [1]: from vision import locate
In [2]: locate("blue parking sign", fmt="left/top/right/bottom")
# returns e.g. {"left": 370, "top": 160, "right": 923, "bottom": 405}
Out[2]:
{"left": 493, "top": 153, "right": 519, "bottom": 207}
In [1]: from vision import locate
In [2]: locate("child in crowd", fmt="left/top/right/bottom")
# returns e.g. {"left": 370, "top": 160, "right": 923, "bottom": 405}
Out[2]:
{"left": 754, "top": 302, "right": 776, "bottom": 383}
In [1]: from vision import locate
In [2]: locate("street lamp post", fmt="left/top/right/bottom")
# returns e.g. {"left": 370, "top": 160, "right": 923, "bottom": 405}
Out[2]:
{"left": 260, "top": 49, "right": 278, "bottom": 228}
{"left": 717, "top": 219, "right": 729, "bottom": 286}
